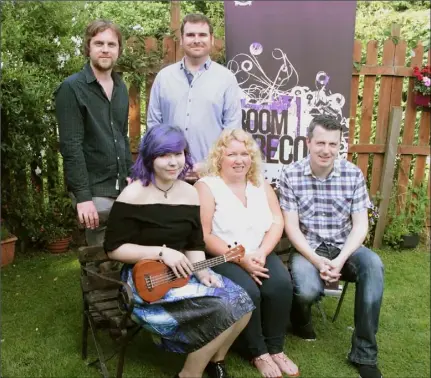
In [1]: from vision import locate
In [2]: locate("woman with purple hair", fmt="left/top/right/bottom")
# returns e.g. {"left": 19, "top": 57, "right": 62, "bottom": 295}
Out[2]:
{"left": 104, "top": 124, "right": 254, "bottom": 378}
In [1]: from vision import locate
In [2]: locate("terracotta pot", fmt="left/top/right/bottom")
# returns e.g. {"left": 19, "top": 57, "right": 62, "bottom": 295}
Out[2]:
{"left": 47, "top": 236, "right": 71, "bottom": 254}
{"left": 414, "top": 93, "right": 431, "bottom": 108}
{"left": 1, "top": 235, "right": 18, "bottom": 267}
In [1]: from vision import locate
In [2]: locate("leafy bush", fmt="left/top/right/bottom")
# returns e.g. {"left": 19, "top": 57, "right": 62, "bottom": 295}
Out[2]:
{"left": 39, "top": 189, "right": 77, "bottom": 245}
{"left": 1, "top": 223, "right": 11, "bottom": 242}
{"left": 383, "top": 183, "right": 429, "bottom": 248}
{"left": 1, "top": 1, "right": 86, "bottom": 246}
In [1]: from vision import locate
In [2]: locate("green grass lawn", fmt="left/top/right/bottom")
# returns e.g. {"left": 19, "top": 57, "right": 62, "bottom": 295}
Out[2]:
{"left": 1, "top": 246, "right": 429, "bottom": 377}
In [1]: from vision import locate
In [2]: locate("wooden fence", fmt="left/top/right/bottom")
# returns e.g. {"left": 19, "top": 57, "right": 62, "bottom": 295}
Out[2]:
{"left": 121, "top": 24, "right": 430, "bottom": 247}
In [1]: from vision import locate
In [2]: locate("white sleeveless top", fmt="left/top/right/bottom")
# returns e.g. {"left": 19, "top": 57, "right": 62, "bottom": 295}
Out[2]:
{"left": 198, "top": 176, "right": 273, "bottom": 255}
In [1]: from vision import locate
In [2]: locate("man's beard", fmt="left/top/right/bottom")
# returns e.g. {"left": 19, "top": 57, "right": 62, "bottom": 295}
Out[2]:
{"left": 92, "top": 57, "right": 115, "bottom": 72}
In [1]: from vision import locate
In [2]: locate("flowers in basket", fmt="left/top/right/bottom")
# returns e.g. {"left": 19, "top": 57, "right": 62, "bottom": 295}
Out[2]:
{"left": 412, "top": 65, "right": 431, "bottom": 108}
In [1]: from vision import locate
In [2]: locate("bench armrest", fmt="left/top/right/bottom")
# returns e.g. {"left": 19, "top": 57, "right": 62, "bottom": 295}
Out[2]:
{"left": 82, "top": 266, "right": 136, "bottom": 328}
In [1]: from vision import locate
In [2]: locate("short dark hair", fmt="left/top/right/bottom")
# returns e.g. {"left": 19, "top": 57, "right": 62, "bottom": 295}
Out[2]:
{"left": 307, "top": 115, "right": 343, "bottom": 139}
{"left": 180, "top": 13, "right": 213, "bottom": 35}
{"left": 83, "top": 19, "right": 123, "bottom": 57}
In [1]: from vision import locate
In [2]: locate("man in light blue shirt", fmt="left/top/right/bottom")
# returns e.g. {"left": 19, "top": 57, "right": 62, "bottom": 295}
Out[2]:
{"left": 147, "top": 13, "right": 242, "bottom": 177}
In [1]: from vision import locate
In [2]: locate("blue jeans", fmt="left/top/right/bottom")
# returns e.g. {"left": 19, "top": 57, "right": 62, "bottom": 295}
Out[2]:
{"left": 289, "top": 243, "right": 384, "bottom": 365}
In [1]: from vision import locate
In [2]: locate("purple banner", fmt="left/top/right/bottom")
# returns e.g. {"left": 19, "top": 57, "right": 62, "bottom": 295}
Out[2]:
{"left": 225, "top": 0, "right": 356, "bottom": 185}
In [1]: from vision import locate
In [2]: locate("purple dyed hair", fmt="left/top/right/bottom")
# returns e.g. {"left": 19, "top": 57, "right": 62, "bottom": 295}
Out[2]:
{"left": 131, "top": 124, "right": 194, "bottom": 186}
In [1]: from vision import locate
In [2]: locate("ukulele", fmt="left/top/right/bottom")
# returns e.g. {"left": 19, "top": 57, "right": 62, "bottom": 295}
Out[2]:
{"left": 132, "top": 244, "right": 245, "bottom": 303}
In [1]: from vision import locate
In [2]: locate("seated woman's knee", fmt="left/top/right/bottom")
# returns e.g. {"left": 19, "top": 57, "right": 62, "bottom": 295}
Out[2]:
{"left": 240, "top": 277, "right": 262, "bottom": 304}
{"left": 261, "top": 270, "right": 292, "bottom": 299}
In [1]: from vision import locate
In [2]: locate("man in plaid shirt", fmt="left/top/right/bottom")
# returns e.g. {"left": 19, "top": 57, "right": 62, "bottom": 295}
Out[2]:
{"left": 280, "top": 115, "right": 384, "bottom": 378}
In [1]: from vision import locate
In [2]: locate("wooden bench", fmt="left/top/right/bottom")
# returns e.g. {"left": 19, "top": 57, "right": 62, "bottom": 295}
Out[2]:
{"left": 79, "top": 245, "right": 141, "bottom": 378}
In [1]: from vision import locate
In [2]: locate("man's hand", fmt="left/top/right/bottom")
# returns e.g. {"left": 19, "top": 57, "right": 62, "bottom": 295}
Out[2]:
{"left": 193, "top": 162, "right": 206, "bottom": 175}
{"left": 77, "top": 201, "right": 99, "bottom": 229}
{"left": 321, "top": 257, "right": 344, "bottom": 283}
{"left": 310, "top": 254, "right": 340, "bottom": 283}
{"left": 240, "top": 254, "right": 269, "bottom": 285}
{"left": 311, "top": 254, "right": 331, "bottom": 273}
{"left": 185, "top": 161, "right": 206, "bottom": 181}
{"left": 195, "top": 269, "right": 222, "bottom": 287}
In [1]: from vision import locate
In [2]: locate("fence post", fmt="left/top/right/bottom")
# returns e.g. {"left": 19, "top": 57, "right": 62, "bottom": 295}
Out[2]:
{"left": 373, "top": 106, "right": 403, "bottom": 249}
{"left": 128, "top": 83, "right": 140, "bottom": 161}
{"left": 170, "top": 0, "right": 181, "bottom": 61}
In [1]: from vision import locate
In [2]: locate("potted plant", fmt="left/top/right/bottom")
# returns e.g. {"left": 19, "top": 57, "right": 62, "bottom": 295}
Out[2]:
{"left": 412, "top": 65, "right": 431, "bottom": 109}
{"left": 1, "top": 221, "right": 18, "bottom": 267}
{"left": 383, "top": 184, "right": 429, "bottom": 249}
{"left": 40, "top": 190, "right": 77, "bottom": 253}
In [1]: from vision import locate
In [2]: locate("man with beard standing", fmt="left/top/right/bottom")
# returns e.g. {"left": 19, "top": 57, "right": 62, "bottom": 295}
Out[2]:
{"left": 55, "top": 20, "right": 133, "bottom": 246}
{"left": 147, "top": 13, "right": 242, "bottom": 180}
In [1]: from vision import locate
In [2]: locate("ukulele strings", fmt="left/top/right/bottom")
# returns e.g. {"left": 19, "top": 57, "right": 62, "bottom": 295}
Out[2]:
{"left": 149, "top": 257, "right": 224, "bottom": 286}
{"left": 148, "top": 256, "right": 226, "bottom": 287}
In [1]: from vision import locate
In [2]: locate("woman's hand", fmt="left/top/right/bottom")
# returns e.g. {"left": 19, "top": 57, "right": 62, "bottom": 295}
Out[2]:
{"left": 240, "top": 254, "right": 269, "bottom": 285}
{"left": 248, "top": 249, "right": 267, "bottom": 267}
{"left": 195, "top": 269, "right": 222, "bottom": 287}
{"left": 162, "top": 248, "right": 194, "bottom": 278}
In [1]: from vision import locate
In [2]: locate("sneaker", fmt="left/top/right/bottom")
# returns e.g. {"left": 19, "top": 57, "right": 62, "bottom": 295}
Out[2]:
{"left": 352, "top": 363, "right": 382, "bottom": 378}
{"left": 291, "top": 322, "right": 316, "bottom": 341}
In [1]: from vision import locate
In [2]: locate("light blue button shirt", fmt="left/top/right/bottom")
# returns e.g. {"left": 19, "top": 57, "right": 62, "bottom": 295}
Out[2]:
{"left": 147, "top": 57, "right": 242, "bottom": 163}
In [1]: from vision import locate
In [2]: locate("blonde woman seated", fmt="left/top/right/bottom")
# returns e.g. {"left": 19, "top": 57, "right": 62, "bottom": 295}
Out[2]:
{"left": 195, "top": 129, "right": 299, "bottom": 378}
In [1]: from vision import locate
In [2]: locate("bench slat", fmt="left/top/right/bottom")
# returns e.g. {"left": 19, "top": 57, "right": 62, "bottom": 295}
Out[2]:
{"left": 81, "top": 271, "right": 122, "bottom": 292}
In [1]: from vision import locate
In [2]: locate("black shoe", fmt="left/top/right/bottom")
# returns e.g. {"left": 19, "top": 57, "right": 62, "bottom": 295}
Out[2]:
{"left": 351, "top": 362, "right": 382, "bottom": 378}
{"left": 205, "top": 360, "right": 230, "bottom": 378}
{"left": 291, "top": 322, "right": 316, "bottom": 341}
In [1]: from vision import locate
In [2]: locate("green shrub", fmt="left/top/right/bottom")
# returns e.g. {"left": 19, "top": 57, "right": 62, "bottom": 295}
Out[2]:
{"left": 383, "top": 183, "right": 429, "bottom": 248}
{"left": 1, "top": 223, "right": 11, "bottom": 242}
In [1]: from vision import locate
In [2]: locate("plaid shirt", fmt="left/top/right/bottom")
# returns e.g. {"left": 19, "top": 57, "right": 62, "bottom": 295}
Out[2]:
{"left": 279, "top": 156, "right": 372, "bottom": 250}
{"left": 55, "top": 63, "right": 133, "bottom": 203}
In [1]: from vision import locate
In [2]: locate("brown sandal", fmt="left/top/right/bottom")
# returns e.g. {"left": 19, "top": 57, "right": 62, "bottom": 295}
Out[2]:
{"left": 270, "top": 352, "right": 300, "bottom": 377}
{"left": 250, "top": 353, "right": 282, "bottom": 378}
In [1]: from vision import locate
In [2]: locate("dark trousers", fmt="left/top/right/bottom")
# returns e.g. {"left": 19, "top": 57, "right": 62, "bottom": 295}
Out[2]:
{"left": 289, "top": 243, "right": 384, "bottom": 365}
{"left": 212, "top": 252, "right": 293, "bottom": 358}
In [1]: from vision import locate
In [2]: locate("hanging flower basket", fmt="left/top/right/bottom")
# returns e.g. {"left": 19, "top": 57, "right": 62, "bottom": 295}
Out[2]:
{"left": 1, "top": 235, "right": 18, "bottom": 267}
{"left": 412, "top": 65, "right": 431, "bottom": 110}
{"left": 414, "top": 92, "right": 431, "bottom": 109}
{"left": 47, "top": 236, "right": 72, "bottom": 254}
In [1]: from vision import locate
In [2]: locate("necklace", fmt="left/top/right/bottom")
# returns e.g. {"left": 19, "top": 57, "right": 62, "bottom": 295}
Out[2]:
{"left": 154, "top": 182, "right": 174, "bottom": 198}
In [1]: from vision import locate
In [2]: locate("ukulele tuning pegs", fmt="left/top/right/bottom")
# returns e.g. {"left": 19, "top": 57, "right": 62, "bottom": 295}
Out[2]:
{"left": 234, "top": 241, "right": 238, "bottom": 245}
{"left": 227, "top": 244, "right": 231, "bottom": 249}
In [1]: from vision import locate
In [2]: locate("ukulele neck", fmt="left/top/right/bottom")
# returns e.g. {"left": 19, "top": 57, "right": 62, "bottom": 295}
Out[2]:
{"left": 192, "top": 255, "right": 226, "bottom": 272}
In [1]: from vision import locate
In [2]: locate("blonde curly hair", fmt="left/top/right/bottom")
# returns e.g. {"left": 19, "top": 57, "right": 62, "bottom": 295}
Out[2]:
{"left": 203, "top": 128, "right": 263, "bottom": 186}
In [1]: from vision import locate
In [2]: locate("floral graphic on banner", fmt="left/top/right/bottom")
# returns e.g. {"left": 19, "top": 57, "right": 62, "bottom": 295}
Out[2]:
{"left": 234, "top": 1, "right": 253, "bottom": 6}
{"left": 227, "top": 42, "right": 349, "bottom": 186}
